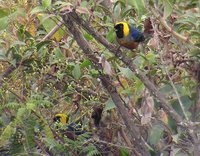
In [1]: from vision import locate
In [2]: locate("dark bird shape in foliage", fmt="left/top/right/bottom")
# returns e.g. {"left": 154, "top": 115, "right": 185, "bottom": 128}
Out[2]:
{"left": 53, "top": 114, "right": 85, "bottom": 136}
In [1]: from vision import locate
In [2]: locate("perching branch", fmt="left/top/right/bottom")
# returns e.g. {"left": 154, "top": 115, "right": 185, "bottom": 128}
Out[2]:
{"left": 65, "top": 11, "right": 182, "bottom": 124}
{"left": 61, "top": 14, "right": 150, "bottom": 156}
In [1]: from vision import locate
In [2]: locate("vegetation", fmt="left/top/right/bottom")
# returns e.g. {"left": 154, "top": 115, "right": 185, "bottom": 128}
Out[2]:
{"left": 0, "top": 0, "right": 199, "bottom": 155}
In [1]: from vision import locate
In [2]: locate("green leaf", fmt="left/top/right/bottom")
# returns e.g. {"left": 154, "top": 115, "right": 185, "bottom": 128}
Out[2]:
{"left": 43, "top": 138, "right": 60, "bottom": 150}
{"left": 190, "top": 48, "right": 200, "bottom": 57}
{"left": 30, "top": 6, "right": 45, "bottom": 15}
{"left": 118, "top": 66, "right": 134, "bottom": 79}
{"left": 104, "top": 98, "right": 116, "bottom": 111}
{"left": 54, "top": 47, "right": 64, "bottom": 60}
{"left": 11, "top": 41, "right": 26, "bottom": 47}
{"left": 160, "top": 84, "right": 173, "bottom": 94}
{"left": 27, "top": 102, "right": 36, "bottom": 110}
{"left": 72, "top": 64, "right": 81, "bottom": 80}
{"left": 42, "top": 0, "right": 52, "bottom": 8}
{"left": 171, "top": 95, "right": 193, "bottom": 118}
{"left": 163, "top": 0, "right": 173, "bottom": 19}
{"left": 38, "top": 14, "right": 64, "bottom": 41}
{"left": 134, "top": 76, "right": 145, "bottom": 93}
{"left": 0, "top": 50, "right": 7, "bottom": 61}
{"left": 0, "top": 16, "right": 9, "bottom": 30}
{"left": 0, "top": 9, "right": 9, "bottom": 18}
{"left": 146, "top": 51, "right": 157, "bottom": 64}
{"left": 119, "top": 148, "right": 129, "bottom": 156}
{"left": 80, "top": 1, "right": 88, "bottom": 7}
{"left": 113, "top": 2, "right": 121, "bottom": 20}
{"left": 106, "top": 28, "right": 115, "bottom": 42}
{"left": 9, "top": 8, "right": 25, "bottom": 19}
{"left": 0, "top": 123, "right": 16, "bottom": 146}
{"left": 128, "top": 0, "right": 146, "bottom": 17}
{"left": 16, "top": 108, "right": 29, "bottom": 121}
{"left": 80, "top": 59, "right": 92, "bottom": 68}
{"left": 84, "top": 32, "right": 93, "bottom": 41}
{"left": 148, "top": 124, "right": 164, "bottom": 145}
{"left": 36, "top": 40, "right": 51, "bottom": 51}
{"left": 89, "top": 69, "right": 99, "bottom": 77}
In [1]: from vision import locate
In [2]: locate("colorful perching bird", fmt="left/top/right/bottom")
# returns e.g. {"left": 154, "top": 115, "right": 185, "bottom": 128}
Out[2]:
{"left": 114, "top": 22, "right": 145, "bottom": 49}
{"left": 53, "top": 114, "right": 85, "bottom": 136}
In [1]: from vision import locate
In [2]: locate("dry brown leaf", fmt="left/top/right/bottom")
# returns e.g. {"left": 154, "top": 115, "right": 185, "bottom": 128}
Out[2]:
{"left": 76, "top": 7, "right": 91, "bottom": 15}
{"left": 141, "top": 90, "right": 154, "bottom": 125}
{"left": 60, "top": 6, "right": 73, "bottom": 14}
{"left": 147, "top": 34, "right": 159, "bottom": 49}
{"left": 158, "top": 109, "right": 168, "bottom": 124}
{"left": 99, "top": 54, "right": 114, "bottom": 76}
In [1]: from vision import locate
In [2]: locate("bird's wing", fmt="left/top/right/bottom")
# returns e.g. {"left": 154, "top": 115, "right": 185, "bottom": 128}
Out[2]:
{"left": 130, "top": 26, "right": 144, "bottom": 42}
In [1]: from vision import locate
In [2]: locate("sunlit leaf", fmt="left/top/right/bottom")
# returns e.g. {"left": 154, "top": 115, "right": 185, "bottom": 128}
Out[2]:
{"left": 42, "top": 0, "right": 52, "bottom": 8}
{"left": 38, "top": 14, "right": 64, "bottom": 41}
{"left": 128, "top": 0, "right": 146, "bottom": 17}
{"left": 0, "top": 9, "right": 9, "bottom": 18}
{"left": 162, "top": 0, "right": 173, "bottom": 19}
{"left": 0, "top": 16, "right": 9, "bottom": 30}
{"left": 119, "top": 148, "right": 129, "bottom": 156}
{"left": 84, "top": 32, "right": 93, "bottom": 41}
{"left": 80, "top": 59, "right": 92, "bottom": 68}
{"left": 30, "top": 6, "right": 45, "bottom": 15}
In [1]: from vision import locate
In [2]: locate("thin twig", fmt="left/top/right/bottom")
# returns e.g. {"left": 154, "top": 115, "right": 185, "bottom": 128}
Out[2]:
{"left": 41, "top": 21, "right": 64, "bottom": 42}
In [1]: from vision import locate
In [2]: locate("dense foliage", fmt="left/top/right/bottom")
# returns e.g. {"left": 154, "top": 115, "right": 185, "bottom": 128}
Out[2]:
{"left": 0, "top": 0, "right": 199, "bottom": 155}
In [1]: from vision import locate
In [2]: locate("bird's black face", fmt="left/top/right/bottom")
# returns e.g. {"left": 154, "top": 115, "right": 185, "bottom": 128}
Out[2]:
{"left": 53, "top": 116, "right": 61, "bottom": 123}
{"left": 114, "top": 24, "right": 124, "bottom": 38}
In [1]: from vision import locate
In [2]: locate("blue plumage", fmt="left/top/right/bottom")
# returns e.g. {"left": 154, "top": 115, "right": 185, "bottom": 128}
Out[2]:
{"left": 129, "top": 25, "right": 144, "bottom": 42}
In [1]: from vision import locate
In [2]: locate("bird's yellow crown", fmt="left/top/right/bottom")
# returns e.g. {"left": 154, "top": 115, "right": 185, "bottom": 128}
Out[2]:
{"left": 55, "top": 114, "right": 69, "bottom": 124}
{"left": 115, "top": 22, "right": 130, "bottom": 37}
